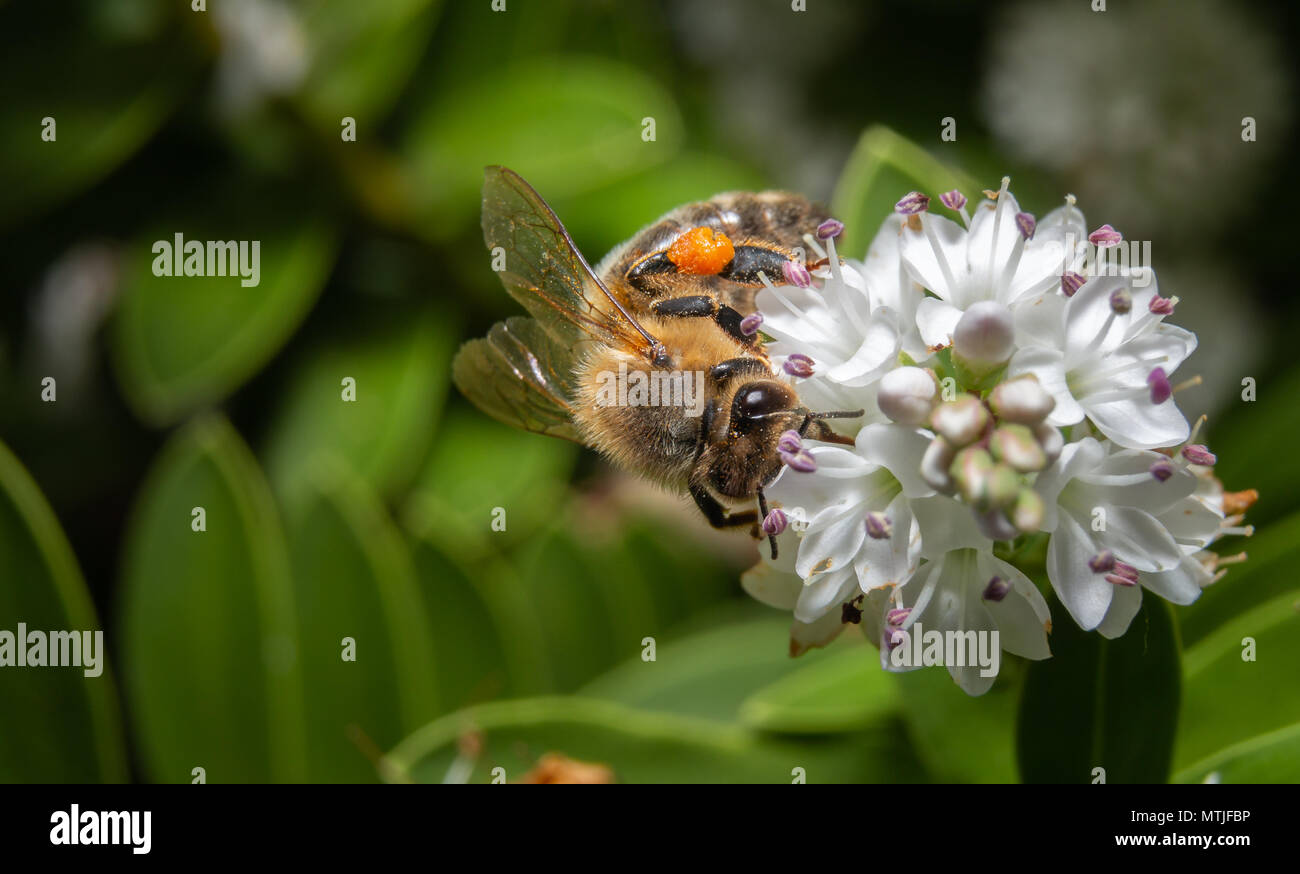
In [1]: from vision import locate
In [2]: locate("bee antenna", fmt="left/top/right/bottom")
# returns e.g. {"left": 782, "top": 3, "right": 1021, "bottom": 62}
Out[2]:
{"left": 757, "top": 487, "right": 778, "bottom": 561}
{"left": 810, "top": 408, "right": 866, "bottom": 420}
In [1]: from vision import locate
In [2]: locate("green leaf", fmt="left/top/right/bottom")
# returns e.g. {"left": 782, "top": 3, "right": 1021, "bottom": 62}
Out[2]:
{"left": 582, "top": 612, "right": 865, "bottom": 723}
{"left": 294, "top": 0, "right": 443, "bottom": 128}
{"left": 120, "top": 415, "right": 305, "bottom": 782}
{"left": 282, "top": 456, "right": 439, "bottom": 782}
{"left": 408, "top": 538, "right": 525, "bottom": 708}
{"left": 400, "top": 405, "right": 576, "bottom": 558}
{"left": 1178, "top": 510, "right": 1300, "bottom": 647}
{"left": 739, "top": 644, "right": 899, "bottom": 733}
{"left": 1017, "top": 596, "right": 1181, "bottom": 783}
{"left": 401, "top": 58, "right": 681, "bottom": 238}
{"left": 0, "top": 3, "right": 195, "bottom": 227}
{"left": 1175, "top": 590, "right": 1300, "bottom": 771}
{"left": 385, "top": 696, "right": 927, "bottom": 784}
{"left": 831, "top": 125, "right": 983, "bottom": 257}
{"left": 1174, "top": 722, "right": 1300, "bottom": 784}
{"left": 112, "top": 214, "right": 336, "bottom": 425}
{"left": 1205, "top": 366, "right": 1300, "bottom": 527}
{"left": 0, "top": 440, "right": 128, "bottom": 782}
{"left": 263, "top": 306, "right": 456, "bottom": 501}
{"left": 894, "top": 662, "right": 1022, "bottom": 783}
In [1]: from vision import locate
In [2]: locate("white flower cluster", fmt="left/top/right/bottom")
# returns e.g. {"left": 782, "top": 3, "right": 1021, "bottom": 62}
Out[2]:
{"left": 743, "top": 179, "right": 1254, "bottom": 695}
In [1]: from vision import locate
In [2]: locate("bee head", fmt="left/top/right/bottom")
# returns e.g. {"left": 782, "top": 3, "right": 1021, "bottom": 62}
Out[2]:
{"left": 730, "top": 380, "right": 801, "bottom": 432}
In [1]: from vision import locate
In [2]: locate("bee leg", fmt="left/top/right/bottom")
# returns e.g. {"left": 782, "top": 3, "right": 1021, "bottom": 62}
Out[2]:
{"left": 651, "top": 296, "right": 755, "bottom": 346}
{"left": 650, "top": 295, "right": 717, "bottom": 318}
{"left": 689, "top": 483, "right": 758, "bottom": 529}
{"left": 717, "top": 244, "right": 796, "bottom": 286}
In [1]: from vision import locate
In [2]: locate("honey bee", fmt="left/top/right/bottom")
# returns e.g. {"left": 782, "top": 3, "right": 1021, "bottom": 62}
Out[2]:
{"left": 453, "top": 166, "right": 863, "bottom": 557}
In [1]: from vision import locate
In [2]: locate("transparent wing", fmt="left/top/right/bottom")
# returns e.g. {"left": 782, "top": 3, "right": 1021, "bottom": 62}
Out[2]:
{"left": 481, "top": 165, "right": 649, "bottom": 353}
{"left": 452, "top": 316, "right": 584, "bottom": 443}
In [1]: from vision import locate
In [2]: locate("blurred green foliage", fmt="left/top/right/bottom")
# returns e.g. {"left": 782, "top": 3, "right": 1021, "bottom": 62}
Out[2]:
{"left": 1, "top": 0, "right": 1297, "bottom": 784}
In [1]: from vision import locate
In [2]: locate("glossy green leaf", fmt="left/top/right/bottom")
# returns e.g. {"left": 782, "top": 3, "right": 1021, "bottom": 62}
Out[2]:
{"left": 0, "top": 440, "right": 128, "bottom": 782}
{"left": 120, "top": 415, "right": 305, "bottom": 782}
{"left": 283, "top": 456, "right": 439, "bottom": 782}
{"left": 553, "top": 153, "right": 768, "bottom": 260}
{"left": 1175, "top": 590, "right": 1300, "bottom": 771}
{"left": 1205, "top": 365, "right": 1300, "bottom": 527}
{"left": 1017, "top": 596, "right": 1181, "bottom": 783}
{"left": 894, "top": 662, "right": 1022, "bottom": 783}
{"left": 739, "top": 644, "right": 900, "bottom": 734}
{"left": 262, "top": 306, "right": 456, "bottom": 501}
{"left": 294, "top": 0, "right": 443, "bottom": 127}
{"left": 0, "top": 2, "right": 194, "bottom": 227}
{"left": 112, "top": 215, "right": 336, "bottom": 425}
{"left": 408, "top": 537, "right": 526, "bottom": 708}
{"left": 385, "top": 696, "right": 927, "bottom": 784}
{"left": 831, "top": 125, "right": 983, "bottom": 257}
{"left": 582, "top": 611, "right": 859, "bottom": 723}
{"left": 1175, "top": 722, "right": 1300, "bottom": 784}
{"left": 401, "top": 58, "right": 681, "bottom": 238}
{"left": 401, "top": 405, "right": 576, "bottom": 558}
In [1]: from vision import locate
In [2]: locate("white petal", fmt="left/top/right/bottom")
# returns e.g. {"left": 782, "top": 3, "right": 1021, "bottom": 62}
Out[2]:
{"left": 1094, "top": 506, "right": 1185, "bottom": 572}
{"left": 855, "top": 423, "right": 935, "bottom": 498}
{"left": 898, "top": 212, "right": 967, "bottom": 302}
{"left": 980, "top": 555, "right": 1052, "bottom": 659}
{"left": 910, "top": 495, "right": 991, "bottom": 558}
{"left": 795, "top": 508, "right": 867, "bottom": 580}
{"left": 1033, "top": 438, "right": 1105, "bottom": 531}
{"left": 741, "top": 562, "right": 802, "bottom": 610}
{"left": 1008, "top": 346, "right": 1085, "bottom": 426}
{"left": 915, "top": 296, "right": 963, "bottom": 349}
{"left": 1047, "top": 511, "right": 1114, "bottom": 630}
{"left": 1095, "top": 580, "right": 1143, "bottom": 638}
{"left": 1139, "top": 555, "right": 1204, "bottom": 606}
{"left": 1084, "top": 394, "right": 1190, "bottom": 450}
{"left": 795, "top": 566, "right": 859, "bottom": 624}
{"left": 790, "top": 609, "right": 847, "bottom": 656}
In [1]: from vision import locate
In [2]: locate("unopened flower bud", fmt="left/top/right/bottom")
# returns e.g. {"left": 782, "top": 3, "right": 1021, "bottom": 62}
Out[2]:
{"left": 921, "top": 436, "right": 957, "bottom": 493}
{"left": 877, "top": 366, "right": 938, "bottom": 425}
{"left": 930, "top": 395, "right": 990, "bottom": 447}
{"left": 953, "top": 301, "right": 1015, "bottom": 371}
{"left": 1011, "top": 488, "right": 1045, "bottom": 533}
{"left": 990, "top": 423, "right": 1048, "bottom": 473}
{"left": 989, "top": 376, "right": 1056, "bottom": 425}
{"left": 984, "top": 463, "right": 1021, "bottom": 511}
{"left": 974, "top": 509, "right": 1020, "bottom": 541}
{"left": 1033, "top": 422, "right": 1064, "bottom": 467}
{"left": 950, "top": 446, "right": 995, "bottom": 506}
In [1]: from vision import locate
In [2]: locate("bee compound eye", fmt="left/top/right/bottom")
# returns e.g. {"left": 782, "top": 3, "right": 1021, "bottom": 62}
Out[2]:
{"left": 734, "top": 382, "right": 791, "bottom": 420}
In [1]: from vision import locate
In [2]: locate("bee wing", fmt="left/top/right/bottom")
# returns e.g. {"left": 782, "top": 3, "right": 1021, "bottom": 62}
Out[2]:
{"left": 482, "top": 166, "right": 650, "bottom": 353}
{"left": 452, "top": 316, "right": 584, "bottom": 444}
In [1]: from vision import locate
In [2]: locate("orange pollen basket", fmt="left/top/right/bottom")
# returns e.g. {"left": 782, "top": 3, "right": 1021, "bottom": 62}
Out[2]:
{"left": 666, "top": 227, "right": 735, "bottom": 275}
